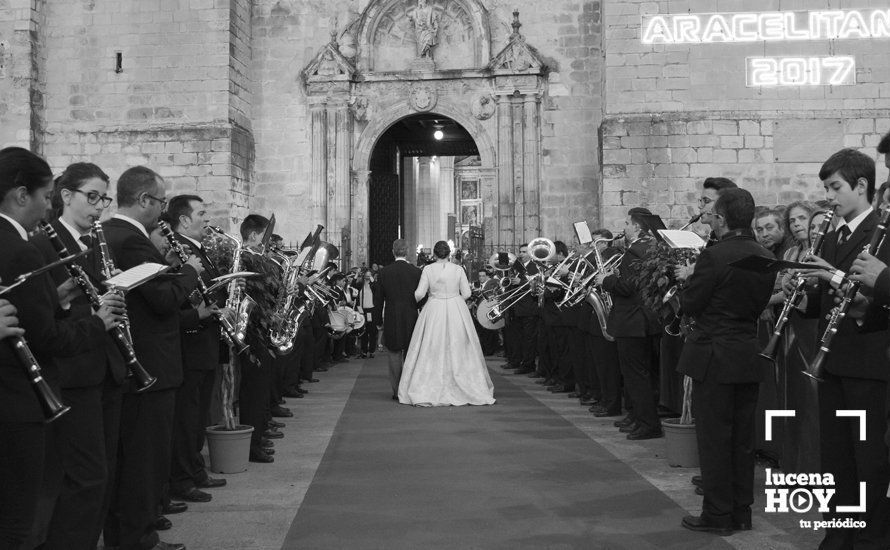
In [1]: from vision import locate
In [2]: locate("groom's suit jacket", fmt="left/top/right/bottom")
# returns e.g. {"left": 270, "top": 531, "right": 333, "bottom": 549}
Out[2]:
{"left": 375, "top": 259, "right": 422, "bottom": 352}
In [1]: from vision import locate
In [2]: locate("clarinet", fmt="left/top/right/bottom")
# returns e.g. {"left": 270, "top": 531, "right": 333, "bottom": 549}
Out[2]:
{"left": 7, "top": 336, "right": 71, "bottom": 421}
{"left": 807, "top": 208, "right": 890, "bottom": 381}
{"left": 760, "top": 207, "right": 836, "bottom": 361}
{"left": 39, "top": 221, "right": 157, "bottom": 392}
{"left": 157, "top": 221, "right": 248, "bottom": 354}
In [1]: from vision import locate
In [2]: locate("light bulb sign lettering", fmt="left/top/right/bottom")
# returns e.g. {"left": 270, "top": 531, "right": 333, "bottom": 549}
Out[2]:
{"left": 640, "top": 9, "right": 890, "bottom": 87}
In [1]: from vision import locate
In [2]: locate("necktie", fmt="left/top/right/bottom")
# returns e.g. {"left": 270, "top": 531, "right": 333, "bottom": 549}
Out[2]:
{"left": 837, "top": 225, "right": 851, "bottom": 246}
{"left": 79, "top": 234, "right": 92, "bottom": 251}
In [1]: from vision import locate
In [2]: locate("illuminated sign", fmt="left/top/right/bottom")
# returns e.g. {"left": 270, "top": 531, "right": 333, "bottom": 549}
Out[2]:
{"left": 746, "top": 56, "right": 856, "bottom": 87}
{"left": 643, "top": 10, "right": 890, "bottom": 44}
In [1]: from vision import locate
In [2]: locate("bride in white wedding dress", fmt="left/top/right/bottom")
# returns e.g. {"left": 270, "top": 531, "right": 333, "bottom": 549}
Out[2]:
{"left": 397, "top": 241, "right": 496, "bottom": 407}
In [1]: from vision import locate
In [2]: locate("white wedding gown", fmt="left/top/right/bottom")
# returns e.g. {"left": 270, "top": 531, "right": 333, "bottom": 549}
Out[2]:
{"left": 398, "top": 261, "right": 496, "bottom": 407}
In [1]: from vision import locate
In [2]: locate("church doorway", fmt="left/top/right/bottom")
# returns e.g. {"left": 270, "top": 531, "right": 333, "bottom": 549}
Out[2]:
{"left": 367, "top": 113, "right": 480, "bottom": 267}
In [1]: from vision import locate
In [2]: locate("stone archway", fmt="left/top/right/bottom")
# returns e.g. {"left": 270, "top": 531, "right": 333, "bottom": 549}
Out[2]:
{"left": 302, "top": 1, "right": 550, "bottom": 268}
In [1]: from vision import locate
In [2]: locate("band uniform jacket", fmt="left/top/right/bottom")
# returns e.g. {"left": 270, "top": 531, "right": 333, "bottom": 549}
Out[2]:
{"left": 578, "top": 247, "right": 620, "bottom": 338}
{"left": 803, "top": 210, "right": 890, "bottom": 381}
{"left": 30, "top": 218, "right": 127, "bottom": 388}
{"left": 513, "top": 261, "right": 540, "bottom": 317}
{"left": 602, "top": 237, "right": 661, "bottom": 338}
{"left": 676, "top": 230, "right": 775, "bottom": 383}
{"left": 374, "top": 260, "right": 422, "bottom": 352}
{"left": 101, "top": 218, "right": 200, "bottom": 391}
{"left": 174, "top": 232, "right": 222, "bottom": 370}
{"left": 0, "top": 217, "right": 107, "bottom": 422}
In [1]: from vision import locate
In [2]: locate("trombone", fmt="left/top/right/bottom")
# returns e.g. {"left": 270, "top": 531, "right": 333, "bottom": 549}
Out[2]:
{"left": 486, "top": 238, "right": 556, "bottom": 323}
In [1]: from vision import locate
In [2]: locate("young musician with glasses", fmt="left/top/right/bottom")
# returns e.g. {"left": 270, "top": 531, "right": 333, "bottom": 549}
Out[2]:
{"left": 29, "top": 163, "right": 132, "bottom": 550}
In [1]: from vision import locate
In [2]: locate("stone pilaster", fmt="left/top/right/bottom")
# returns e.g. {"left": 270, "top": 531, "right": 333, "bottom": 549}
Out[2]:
{"left": 351, "top": 170, "right": 370, "bottom": 268}
{"left": 495, "top": 95, "right": 514, "bottom": 246}
{"left": 310, "top": 105, "right": 328, "bottom": 233}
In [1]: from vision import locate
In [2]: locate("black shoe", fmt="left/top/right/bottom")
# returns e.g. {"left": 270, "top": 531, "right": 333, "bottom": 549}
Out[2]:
{"left": 568, "top": 392, "right": 583, "bottom": 399}
{"left": 154, "top": 516, "right": 172, "bottom": 531}
{"left": 171, "top": 487, "right": 212, "bottom": 503}
{"left": 548, "top": 385, "right": 572, "bottom": 393}
{"left": 302, "top": 378, "right": 320, "bottom": 383}
{"left": 283, "top": 389, "right": 302, "bottom": 398}
{"left": 392, "top": 394, "right": 398, "bottom": 400}
{"left": 528, "top": 372, "right": 544, "bottom": 378}
{"left": 368, "top": 353, "right": 375, "bottom": 359}
{"left": 614, "top": 416, "right": 634, "bottom": 428}
{"left": 271, "top": 406, "right": 293, "bottom": 418}
{"left": 732, "top": 521, "right": 752, "bottom": 531}
{"left": 515, "top": 368, "right": 534, "bottom": 375}
{"left": 196, "top": 476, "right": 226, "bottom": 489}
{"left": 618, "top": 421, "right": 639, "bottom": 433}
{"left": 315, "top": 366, "right": 329, "bottom": 372}
{"left": 593, "top": 408, "right": 622, "bottom": 417}
{"left": 691, "top": 475, "right": 702, "bottom": 487}
{"left": 359, "top": 353, "right": 367, "bottom": 358}
{"left": 162, "top": 501, "right": 188, "bottom": 515}
{"left": 261, "top": 438, "right": 274, "bottom": 448}
{"left": 249, "top": 447, "right": 274, "bottom": 463}
{"left": 503, "top": 364, "right": 521, "bottom": 370}
{"left": 681, "top": 515, "right": 732, "bottom": 535}
{"left": 695, "top": 486, "right": 704, "bottom": 496}
{"left": 627, "top": 427, "right": 663, "bottom": 440}
{"left": 150, "top": 543, "right": 186, "bottom": 550}
{"left": 267, "top": 420, "right": 285, "bottom": 429}
{"left": 263, "top": 428, "right": 284, "bottom": 439}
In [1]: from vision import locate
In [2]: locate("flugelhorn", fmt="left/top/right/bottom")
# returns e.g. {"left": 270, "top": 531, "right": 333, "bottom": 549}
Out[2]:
{"left": 760, "top": 207, "right": 836, "bottom": 362}
{"left": 43, "top": 221, "right": 157, "bottom": 392}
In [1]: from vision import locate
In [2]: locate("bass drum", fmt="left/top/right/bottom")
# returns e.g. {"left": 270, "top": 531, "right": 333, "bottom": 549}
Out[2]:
{"left": 476, "top": 298, "right": 505, "bottom": 330}
{"left": 328, "top": 306, "right": 365, "bottom": 339}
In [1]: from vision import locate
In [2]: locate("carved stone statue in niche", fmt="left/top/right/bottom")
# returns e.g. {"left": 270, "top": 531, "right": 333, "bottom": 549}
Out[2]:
{"left": 407, "top": 0, "right": 440, "bottom": 59}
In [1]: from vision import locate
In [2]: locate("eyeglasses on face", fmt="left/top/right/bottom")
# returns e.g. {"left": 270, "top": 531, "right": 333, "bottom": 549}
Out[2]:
{"left": 698, "top": 197, "right": 714, "bottom": 205}
{"left": 142, "top": 192, "right": 168, "bottom": 209}
{"left": 72, "top": 189, "right": 113, "bottom": 208}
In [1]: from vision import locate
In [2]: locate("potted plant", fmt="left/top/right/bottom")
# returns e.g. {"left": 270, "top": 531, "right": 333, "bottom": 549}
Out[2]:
{"left": 631, "top": 241, "right": 699, "bottom": 467}
{"left": 200, "top": 230, "right": 283, "bottom": 474}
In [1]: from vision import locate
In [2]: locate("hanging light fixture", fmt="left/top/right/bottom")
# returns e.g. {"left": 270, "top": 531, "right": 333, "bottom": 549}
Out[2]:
{"left": 433, "top": 121, "right": 444, "bottom": 140}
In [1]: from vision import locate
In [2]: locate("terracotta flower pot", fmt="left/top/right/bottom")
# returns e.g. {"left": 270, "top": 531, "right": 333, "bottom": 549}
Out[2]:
{"left": 205, "top": 424, "right": 254, "bottom": 474}
{"left": 662, "top": 417, "right": 699, "bottom": 468}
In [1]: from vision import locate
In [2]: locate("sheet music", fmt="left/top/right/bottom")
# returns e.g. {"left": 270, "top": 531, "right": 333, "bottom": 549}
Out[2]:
{"left": 104, "top": 263, "right": 170, "bottom": 291}
{"left": 657, "top": 230, "right": 706, "bottom": 250}
{"left": 573, "top": 221, "right": 593, "bottom": 245}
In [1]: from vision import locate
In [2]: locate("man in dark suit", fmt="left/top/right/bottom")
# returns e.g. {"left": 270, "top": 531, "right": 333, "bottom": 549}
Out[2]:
{"left": 0, "top": 147, "right": 119, "bottom": 550}
{"left": 164, "top": 195, "right": 228, "bottom": 504}
{"left": 598, "top": 207, "right": 663, "bottom": 440}
{"left": 30, "top": 162, "right": 130, "bottom": 550}
{"left": 102, "top": 166, "right": 202, "bottom": 550}
{"left": 374, "top": 238, "right": 422, "bottom": 399}
{"left": 674, "top": 188, "right": 775, "bottom": 535}
{"left": 797, "top": 148, "right": 890, "bottom": 550}
{"left": 513, "top": 243, "right": 541, "bottom": 375}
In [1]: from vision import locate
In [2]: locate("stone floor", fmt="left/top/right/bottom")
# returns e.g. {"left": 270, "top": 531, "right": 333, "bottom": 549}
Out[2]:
{"left": 160, "top": 354, "right": 821, "bottom": 550}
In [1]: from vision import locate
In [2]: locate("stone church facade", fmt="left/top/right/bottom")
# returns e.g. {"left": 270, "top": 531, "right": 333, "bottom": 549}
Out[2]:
{"left": 1, "top": 0, "right": 888, "bottom": 266}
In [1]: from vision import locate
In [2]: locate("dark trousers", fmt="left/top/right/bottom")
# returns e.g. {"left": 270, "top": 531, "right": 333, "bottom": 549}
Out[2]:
{"left": 503, "top": 315, "right": 521, "bottom": 367}
{"left": 313, "top": 327, "right": 330, "bottom": 366}
{"left": 170, "top": 369, "right": 215, "bottom": 494}
{"left": 817, "top": 373, "right": 890, "bottom": 550}
{"left": 0, "top": 421, "right": 44, "bottom": 550}
{"left": 240, "top": 353, "right": 272, "bottom": 447}
{"left": 537, "top": 325, "right": 556, "bottom": 379}
{"left": 571, "top": 328, "right": 598, "bottom": 397}
{"left": 616, "top": 336, "right": 660, "bottom": 432}
{"left": 516, "top": 315, "right": 539, "bottom": 369}
{"left": 105, "top": 388, "right": 175, "bottom": 550}
{"left": 360, "top": 310, "right": 378, "bottom": 354}
{"left": 285, "top": 327, "right": 314, "bottom": 389}
{"left": 553, "top": 326, "right": 574, "bottom": 387}
{"left": 692, "top": 379, "right": 759, "bottom": 528}
{"left": 587, "top": 334, "right": 621, "bottom": 413}
{"left": 42, "top": 378, "right": 122, "bottom": 550}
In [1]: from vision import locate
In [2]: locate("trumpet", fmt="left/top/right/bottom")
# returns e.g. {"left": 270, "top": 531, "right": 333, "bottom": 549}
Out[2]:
{"left": 42, "top": 221, "right": 157, "bottom": 392}
{"left": 807, "top": 207, "right": 890, "bottom": 382}
{"left": 159, "top": 222, "right": 249, "bottom": 355}
{"left": 760, "top": 207, "right": 836, "bottom": 362}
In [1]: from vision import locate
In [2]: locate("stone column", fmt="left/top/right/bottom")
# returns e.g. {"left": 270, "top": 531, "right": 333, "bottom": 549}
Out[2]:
{"left": 310, "top": 105, "right": 328, "bottom": 234}
{"left": 511, "top": 95, "right": 526, "bottom": 240}
{"left": 523, "top": 94, "right": 542, "bottom": 240}
{"left": 403, "top": 157, "right": 417, "bottom": 260}
{"left": 415, "top": 157, "right": 435, "bottom": 253}
{"left": 330, "top": 104, "right": 352, "bottom": 266}
{"left": 439, "top": 156, "right": 455, "bottom": 240}
{"left": 351, "top": 169, "right": 370, "bottom": 268}
{"left": 496, "top": 95, "right": 514, "bottom": 247}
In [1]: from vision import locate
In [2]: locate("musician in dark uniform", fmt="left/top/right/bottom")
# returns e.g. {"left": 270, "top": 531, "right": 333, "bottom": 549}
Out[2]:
{"left": 674, "top": 188, "right": 775, "bottom": 535}
{"left": 29, "top": 163, "right": 130, "bottom": 550}
{"left": 581, "top": 229, "right": 622, "bottom": 416}
{"left": 597, "top": 207, "right": 663, "bottom": 440}
{"left": 164, "top": 195, "right": 229, "bottom": 503}
{"left": 102, "top": 166, "right": 202, "bottom": 550}
{"left": 0, "top": 148, "right": 120, "bottom": 550}
{"left": 797, "top": 149, "right": 890, "bottom": 550}
{"left": 513, "top": 243, "right": 540, "bottom": 375}
{"left": 543, "top": 241, "right": 577, "bottom": 393}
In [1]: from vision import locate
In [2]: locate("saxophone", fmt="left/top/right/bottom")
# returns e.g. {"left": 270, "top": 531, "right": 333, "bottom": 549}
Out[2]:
{"left": 208, "top": 226, "right": 255, "bottom": 348}
{"left": 157, "top": 221, "right": 248, "bottom": 355}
